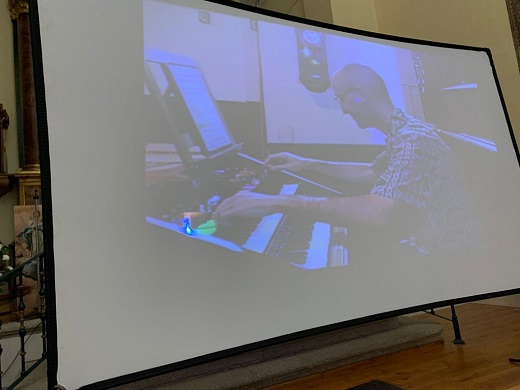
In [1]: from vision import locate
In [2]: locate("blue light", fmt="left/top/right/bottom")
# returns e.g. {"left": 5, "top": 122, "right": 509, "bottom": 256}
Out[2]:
{"left": 183, "top": 217, "right": 194, "bottom": 235}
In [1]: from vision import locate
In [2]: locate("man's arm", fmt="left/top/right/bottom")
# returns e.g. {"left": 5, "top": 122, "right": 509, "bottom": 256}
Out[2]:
{"left": 307, "top": 160, "right": 377, "bottom": 183}
{"left": 265, "top": 152, "right": 377, "bottom": 183}
{"left": 214, "top": 191, "right": 401, "bottom": 228}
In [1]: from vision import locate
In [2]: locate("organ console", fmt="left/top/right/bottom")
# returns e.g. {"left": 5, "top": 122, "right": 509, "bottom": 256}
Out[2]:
{"left": 146, "top": 157, "right": 348, "bottom": 270}
{"left": 143, "top": 50, "right": 348, "bottom": 270}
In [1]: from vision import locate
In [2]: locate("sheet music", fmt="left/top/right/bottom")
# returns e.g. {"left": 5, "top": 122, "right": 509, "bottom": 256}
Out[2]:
{"left": 168, "top": 64, "right": 232, "bottom": 153}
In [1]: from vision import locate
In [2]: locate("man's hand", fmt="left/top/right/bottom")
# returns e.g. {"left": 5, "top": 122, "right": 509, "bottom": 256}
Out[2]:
{"left": 265, "top": 152, "right": 312, "bottom": 172}
{"left": 213, "top": 191, "right": 279, "bottom": 224}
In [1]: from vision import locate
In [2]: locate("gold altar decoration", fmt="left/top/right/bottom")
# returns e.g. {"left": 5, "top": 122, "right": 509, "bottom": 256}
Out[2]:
{"left": 506, "top": 0, "right": 520, "bottom": 71}
{"left": 8, "top": 0, "right": 29, "bottom": 19}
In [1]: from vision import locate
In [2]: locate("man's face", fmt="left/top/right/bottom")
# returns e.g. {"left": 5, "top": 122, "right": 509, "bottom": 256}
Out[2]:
{"left": 332, "top": 74, "right": 372, "bottom": 129}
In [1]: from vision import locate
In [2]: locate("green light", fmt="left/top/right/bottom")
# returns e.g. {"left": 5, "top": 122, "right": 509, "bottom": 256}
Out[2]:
{"left": 196, "top": 219, "right": 217, "bottom": 235}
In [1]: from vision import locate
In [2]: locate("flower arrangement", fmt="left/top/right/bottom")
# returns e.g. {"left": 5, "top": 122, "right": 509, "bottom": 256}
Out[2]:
{"left": 0, "top": 240, "right": 13, "bottom": 275}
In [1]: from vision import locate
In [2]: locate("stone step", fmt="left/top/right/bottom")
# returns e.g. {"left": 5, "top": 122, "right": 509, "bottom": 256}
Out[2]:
{"left": 115, "top": 316, "right": 444, "bottom": 390}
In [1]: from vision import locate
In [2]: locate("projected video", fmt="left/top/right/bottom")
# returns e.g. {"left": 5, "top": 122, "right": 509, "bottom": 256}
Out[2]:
{"left": 143, "top": 0, "right": 510, "bottom": 271}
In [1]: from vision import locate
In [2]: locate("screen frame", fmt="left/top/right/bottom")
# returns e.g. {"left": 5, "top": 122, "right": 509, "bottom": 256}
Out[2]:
{"left": 29, "top": 0, "right": 520, "bottom": 388}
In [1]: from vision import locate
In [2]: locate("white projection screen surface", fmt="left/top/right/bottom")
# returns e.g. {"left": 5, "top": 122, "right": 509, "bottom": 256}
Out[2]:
{"left": 35, "top": 0, "right": 520, "bottom": 388}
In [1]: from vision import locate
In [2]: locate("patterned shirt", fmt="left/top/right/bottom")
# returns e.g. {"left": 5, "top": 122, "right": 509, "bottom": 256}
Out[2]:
{"left": 370, "top": 108, "right": 480, "bottom": 255}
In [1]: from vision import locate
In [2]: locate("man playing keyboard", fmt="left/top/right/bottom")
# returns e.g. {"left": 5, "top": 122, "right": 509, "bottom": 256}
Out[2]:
{"left": 214, "top": 64, "right": 481, "bottom": 257}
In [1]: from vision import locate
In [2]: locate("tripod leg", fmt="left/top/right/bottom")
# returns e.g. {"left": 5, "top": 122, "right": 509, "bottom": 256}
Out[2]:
{"left": 451, "top": 305, "right": 465, "bottom": 345}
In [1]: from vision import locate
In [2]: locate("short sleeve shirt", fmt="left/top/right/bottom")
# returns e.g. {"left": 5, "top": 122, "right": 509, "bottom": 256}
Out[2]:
{"left": 370, "top": 108, "right": 480, "bottom": 255}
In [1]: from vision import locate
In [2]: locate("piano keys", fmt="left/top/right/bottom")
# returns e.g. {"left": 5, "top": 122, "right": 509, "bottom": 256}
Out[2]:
{"left": 147, "top": 182, "right": 348, "bottom": 269}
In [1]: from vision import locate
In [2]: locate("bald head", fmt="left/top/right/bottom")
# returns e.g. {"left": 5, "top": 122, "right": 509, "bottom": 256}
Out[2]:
{"left": 332, "top": 64, "right": 392, "bottom": 104}
{"left": 332, "top": 64, "right": 395, "bottom": 131}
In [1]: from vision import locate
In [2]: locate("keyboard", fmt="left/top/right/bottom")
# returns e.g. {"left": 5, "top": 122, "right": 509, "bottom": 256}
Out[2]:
{"left": 147, "top": 182, "right": 348, "bottom": 269}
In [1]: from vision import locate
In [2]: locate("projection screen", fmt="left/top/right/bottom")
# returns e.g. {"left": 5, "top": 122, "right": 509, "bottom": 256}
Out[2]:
{"left": 33, "top": 0, "right": 520, "bottom": 388}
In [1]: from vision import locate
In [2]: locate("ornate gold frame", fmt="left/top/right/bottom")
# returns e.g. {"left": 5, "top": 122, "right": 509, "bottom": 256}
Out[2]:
{"left": 506, "top": 0, "right": 520, "bottom": 71}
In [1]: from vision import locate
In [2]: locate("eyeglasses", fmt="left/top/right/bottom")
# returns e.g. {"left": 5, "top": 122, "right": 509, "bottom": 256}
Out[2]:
{"left": 334, "top": 87, "right": 359, "bottom": 104}
{"left": 334, "top": 92, "right": 348, "bottom": 104}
